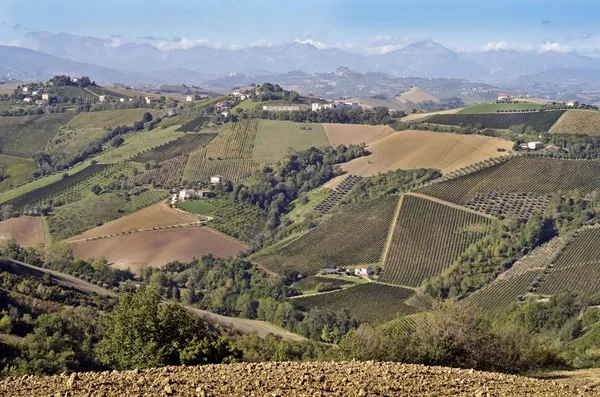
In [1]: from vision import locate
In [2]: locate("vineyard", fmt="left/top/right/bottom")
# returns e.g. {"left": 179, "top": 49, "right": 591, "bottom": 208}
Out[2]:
{"left": 502, "top": 234, "right": 572, "bottom": 280}
{"left": 3, "top": 164, "right": 109, "bottom": 208}
{"left": 457, "top": 102, "right": 543, "bottom": 114}
{"left": 176, "top": 116, "right": 210, "bottom": 132}
{"left": 427, "top": 110, "right": 565, "bottom": 131}
{"left": 292, "top": 276, "right": 356, "bottom": 293}
{"left": 464, "top": 192, "right": 552, "bottom": 220}
{"left": 549, "top": 110, "right": 600, "bottom": 136}
{"left": 68, "top": 109, "right": 162, "bottom": 130}
{"left": 132, "top": 134, "right": 217, "bottom": 163}
{"left": 292, "top": 283, "right": 418, "bottom": 324}
{"left": 462, "top": 269, "right": 543, "bottom": 312}
{"left": 130, "top": 155, "right": 187, "bottom": 186}
{"left": 183, "top": 149, "right": 266, "bottom": 182}
{"left": 205, "top": 119, "right": 259, "bottom": 160}
{"left": 381, "top": 194, "right": 491, "bottom": 287}
{"left": 0, "top": 113, "right": 76, "bottom": 157}
{"left": 314, "top": 175, "right": 363, "bottom": 215}
{"left": 537, "top": 227, "right": 600, "bottom": 295}
{"left": 204, "top": 197, "right": 266, "bottom": 243}
{"left": 129, "top": 189, "right": 169, "bottom": 212}
{"left": 418, "top": 156, "right": 600, "bottom": 205}
{"left": 255, "top": 196, "right": 398, "bottom": 275}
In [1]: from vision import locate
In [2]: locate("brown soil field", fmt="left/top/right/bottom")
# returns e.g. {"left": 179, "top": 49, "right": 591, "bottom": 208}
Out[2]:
{"left": 338, "top": 129, "right": 512, "bottom": 177}
{"left": 69, "top": 202, "right": 201, "bottom": 241}
{"left": 396, "top": 86, "right": 440, "bottom": 104}
{"left": 73, "top": 227, "right": 245, "bottom": 273}
{"left": 401, "top": 108, "right": 463, "bottom": 122}
{"left": 323, "top": 124, "right": 396, "bottom": 147}
{"left": 1, "top": 361, "right": 593, "bottom": 396}
{"left": 0, "top": 217, "right": 46, "bottom": 246}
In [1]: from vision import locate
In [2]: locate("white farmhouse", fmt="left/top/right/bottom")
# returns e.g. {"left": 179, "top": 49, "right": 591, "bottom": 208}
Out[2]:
{"left": 210, "top": 175, "right": 224, "bottom": 184}
{"left": 23, "top": 97, "right": 32, "bottom": 103}
{"left": 186, "top": 95, "right": 193, "bottom": 102}
{"left": 22, "top": 86, "right": 29, "bottom": 93}
{"left": 355, "top": 266, "right": 373, "bottom": 276}
{"left": 528, "top": 141, "right": 544, "bottom": 150}
{"left": 41, "top": 94, "right": 49, "bottom": 100}
{"left": 99, "top": 95, "right": 107, "bottom": 102}
{"left": 498, "top": 94, "right": 511, "bottom": 101}
{"left": 567, "top": 100, "right": 579, "bottom": 107}
{"left": 179, "top": 189, "right": 196, "bottom": 201}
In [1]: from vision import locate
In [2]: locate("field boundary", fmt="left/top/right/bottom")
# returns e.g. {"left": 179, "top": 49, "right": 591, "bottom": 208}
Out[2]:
{"left": 406, "top": 192, "right": 495, "bottom": 220}
{"left": 381, "top": 194, "right": 405, "bottom": 269}
{"left": 67, "top": 221, "right": 211, "bottom": 243}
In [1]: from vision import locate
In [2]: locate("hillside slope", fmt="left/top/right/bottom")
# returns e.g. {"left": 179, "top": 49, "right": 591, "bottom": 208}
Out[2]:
{"left": 0, "top": 361, "right": 591, "bottom": 396}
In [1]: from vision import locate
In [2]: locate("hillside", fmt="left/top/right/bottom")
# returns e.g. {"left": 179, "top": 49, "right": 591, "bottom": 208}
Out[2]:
{"left": 0, "top": 361, "right": 592, "bottom": 396}
{"left": 396, "top": 86, "right": 441, "bottom": 104}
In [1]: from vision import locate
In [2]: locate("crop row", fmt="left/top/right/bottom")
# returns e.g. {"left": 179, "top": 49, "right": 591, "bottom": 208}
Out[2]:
{"left": 183, "top": 149, "right": 266, "bottom": 182}
{"left": 292, "top": 283, "right": 417, "bottom": 324}
{"left": 256, "top": 196, "right": 398, "bottom": 275}
{"left": 381, "top": 194, "right": 491, "bottom": 287}
{"left": 176, "top": 116, "right": 211, "bottom": 132}
{"left": 206, "top": 197, "right": 266, "bottom": 243}
{"left": 427, "top": 110, "right": 565, "bottom": 131}
{"left": 129, "top": 189, "right": 169, "bottom": 212}
{"left": 549, "top": 110, "right": 600, "bottom": 136}
{"left": 418, "top": 156, "right": 600, "bottom": 205}
{"left": 205, "top": 119, "right": 259, "bottom": 160}
{"left": 132, "top": 133, "right": 217, "bottom": 163}
{"left": 130, "top": 155, "right": 187, "bottom": 187}
{"left": 314, "top": 175, "right": 363, "bottom": 214}
{"left": 464, "top": 192, "right": 552, "bottom": 220}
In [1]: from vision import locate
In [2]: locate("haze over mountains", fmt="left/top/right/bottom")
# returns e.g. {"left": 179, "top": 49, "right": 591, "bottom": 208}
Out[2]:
{"left": 3, "top": 32, "right": 600, "bottom": 95}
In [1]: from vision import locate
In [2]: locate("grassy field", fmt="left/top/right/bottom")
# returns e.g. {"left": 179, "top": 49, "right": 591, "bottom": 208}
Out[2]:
{"left": 68, "top": 109, "right": 163, "bottom": 129}
{"left": 549, "top": 110, "right": 600, "bottom": 136}
{"left": 132, "top": 134, "right": 216, "bottom": 163}
{"left": 183, "top": 151, "right": 267, "bottom": 183}
{"left": 418, "top": 156, "right": 600, "bottom": 205}
{"left": 255, "top": 196, "right": 398, "bottom": 275}
{"left": 0, "top": 155, "right": 38, "bottom": 192}
{"left": 286, "top": 188, "right": 331, "bottom": 224}
{"left": 252, "top": 120, "right": 331, "bottom": 162}
{"left": 177, "top": 200, "right": 214, "bottom": 215}
{"left": 381, "top": 194, "right": 491, "bottom": 287}
{"left": 338, "top": 129, "right": 512, "bottom": 177}
{"left": 52, "top": 86, "right": 96, "bottom": 100}
{"left": 47, "top": 127, "right": 108, "bottom": 158}
{"left": 292, "top": 283, "right": 418, "bottom": 324}
{"left": 0, "top": 113, "right": 76, "bottom": 157}
{"left": 427, "top": 111, "right": 565, "bottom": 131}
{"left": 95, "top": 125, "right": 183, "bottom": 163}
{"left": 458, "top": 102, "right": 542, "bottom": 114}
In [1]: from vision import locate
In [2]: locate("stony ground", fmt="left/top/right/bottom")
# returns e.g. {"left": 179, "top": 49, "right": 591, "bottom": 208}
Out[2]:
{"left": 1, "top": 361, "right": 595, "bottom": 397}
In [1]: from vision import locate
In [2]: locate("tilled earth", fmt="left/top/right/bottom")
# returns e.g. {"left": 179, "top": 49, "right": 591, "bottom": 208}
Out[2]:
{"left": 0, "top": 361, "right": 595, "bottom": 397}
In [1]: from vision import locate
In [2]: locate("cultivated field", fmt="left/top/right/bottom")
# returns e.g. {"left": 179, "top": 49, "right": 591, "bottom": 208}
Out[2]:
{"left": 418, "top": 156, "right": 600, "bottom": 205}
{"left": 130, "top": 155, "right": 187, "bottom": 186}
{"left": 292, "top": 275, "right": 356, "bottom": 293}
{"left": 549, "top": 110, "right": 600, "bottom": 136}
{"left": 0, "top": 217, "right": 46, "bottom": 246}
{"left": 68, "top": 109, "right": 163, "bottom": 129}
{"left": 292, "top": 283, "right": 417, "bottom": 324}
{"left": 337, "top": 129, "right": 512, "bottom": 177}
{"left": 427, "top": 110, "right": 565, "bottom": 131}
{"left": 382, "top": 194, "right": 491, "bottom": 287}
{"left": 323, "top": 124, "right": 396, "bottom": 147}
{"left": 0, "top": 113, "right": 75, "bottom": 157}
{"left": 183, "top": 150, "right": 266, "bottom": 182}
{"left": 70, "top": 202, "right": 200, "bottom": 241}
{"left": 396, "top": 87, "right": 440, "bottom": 104}
{"left": 538, "top": 227, "right": 600, "bottom": 296}
{"left": 176, "top": 116, "right": 211, "bottom": 132}
{"left": 252, "top": 120, "right": 331, "bottom": 162}
{"left": 73, "top": 227, "right": 246, "bottom": 273}
{"left": 205, "top": 119, "right": 259, "bottom": 160}
{"left": 0, "top": 155, "right": 37, "bottom": 192}
{"left": 133, "top": 132, "right": 217, "bottom": 162}
{"left": 255, "top": 196, "right": 398, "bottom": 275}
{"left": 400, "top": 108, "right": 462, "bottom": 122}
{"left": 458, "top": 102, "right": 542, "bottom": 114}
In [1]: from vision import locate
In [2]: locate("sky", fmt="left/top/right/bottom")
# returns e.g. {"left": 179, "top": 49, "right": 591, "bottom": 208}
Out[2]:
{"left": 1, "top": 0, "right": 600, "bottom": 55}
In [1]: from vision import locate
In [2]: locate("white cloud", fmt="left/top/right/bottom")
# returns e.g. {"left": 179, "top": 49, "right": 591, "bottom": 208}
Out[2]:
{"left": 537, "top": 41, "right": 572, "bottom": 53}
{"left": 479, "top": 41, "right": 533, "bottom": 52}
{"left": 294, "top": 38, "right": 329, "bottom": 49}
{"left": 156, "top": 37, "right": 223, "bottom": 50}
{"left": 0, "top": 40, "right": 22, "bottom": 47}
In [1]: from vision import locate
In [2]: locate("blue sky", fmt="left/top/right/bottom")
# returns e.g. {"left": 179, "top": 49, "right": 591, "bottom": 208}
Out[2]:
{"left": 1, "top": 0, "right": 599, "bottom": 54}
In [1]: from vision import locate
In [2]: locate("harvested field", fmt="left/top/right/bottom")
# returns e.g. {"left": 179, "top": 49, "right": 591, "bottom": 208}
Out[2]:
{"left": 396, "top": 87, "right": 440, "bottom": 104}
{"left": 1, "top": 361, "right": 592, "bottom": 396}
{"left": 70, "top": 202, "right": 201, "bottom": 241}
{"left": 337, "top": 129, "right": 512, "bottom": 177}
{"left": 400, "top": 108, "right": 462, "bottom": 122}
{"left": 0, "top": 217, "right": 46, "bottom": 246}
{"left": 253, "top": 120, "right": 330, "bottom": 162}
{"left": 550, "top": 110, "right": 600, "bottom": 136}
{"left": 323, "top": 124, "right": 396, "bottom": 147}
{"left": 73, "top": 227, "right": 246, "bottom": 273}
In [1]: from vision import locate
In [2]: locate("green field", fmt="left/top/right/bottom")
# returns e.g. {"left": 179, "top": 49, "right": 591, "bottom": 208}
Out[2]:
{"left": 52, "top": 86, "right": 96, "bottom": 100}
{"left": 252, "top": 120, "right": 331, "bottom": 162}
{"left": 255, "top": 196, "right": 398, "bottom": 275}
{"left": 133, "top": 134, "right": 216, "bottom": 163}
{"left": 68, "top": 109, "right": 163, "bottom": 130}
{"left": 0, "top": 155, "right": 38, "bottom": 192}
{"left": 0, "top": 112, "right": 76, "bottom": 157}
{"left": 286, "top": 188, "right": 331, "bottom": 224}
{"left": 418, "top": 156, "right": 600, "bottom": 205}
{"left": 381, "top": 194, "right": 491, "bottom": 287}
{"left": 458, "top": 102, "right": 542, "bottom": 114}
{"left": 177, "top": 200, "right": 214, "bottom": 215}
{"left": 427, "top": 110, "right": 565, "bottom": 131}
{"left": 292, "top": 283, "right": 418, "bottom": 324}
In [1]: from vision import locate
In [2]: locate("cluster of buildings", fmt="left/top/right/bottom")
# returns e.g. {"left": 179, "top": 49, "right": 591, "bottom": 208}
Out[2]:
{"left": 311, "top": 102, "right": 359, "bottom": 111}
{"left": 231, "top": 90, "right": 250, "bottom": 100}
{"left": 519, "top": 141, "right": 545, "bottom": 151}
{"left": 262, "top": 105, "right": 300, "bottom": 111}
{"left": 21, "top": 86, "right": 50, "bottom": 105}
{"left": 320, "top": 265, "right": 374, "bottom": 277}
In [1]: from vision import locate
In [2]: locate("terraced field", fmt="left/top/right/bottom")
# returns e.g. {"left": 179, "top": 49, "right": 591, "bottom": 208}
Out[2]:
{"left": 550, "top": 109, "right": 600, "bottom": 136}
{"left": 0, "top": 113, "right": 75, "bottom": 157}
{"left": 418, "top": 156, "right": 600, "bottom": 205}
{"left": 255, "top": 196, "right": 398, "bottom": 275}
{"left": 427, "top": 110, "right": 565, "bottom": 131}
{"left": 292, "top": 283, "right": 417, "bottom": 324}
{"left": 132, "top": 134, "right": 216, "bottom": 163}
{"left": 381, "top": 194, "right": 491, "bottom": 287}
{"left": 537, "top": 227, "right": 600, "bottom": 295}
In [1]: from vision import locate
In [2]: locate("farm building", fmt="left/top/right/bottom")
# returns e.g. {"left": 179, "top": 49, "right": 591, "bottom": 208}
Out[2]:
{"left": 528, "top": 141, "right": 544, "bottom": 150}
{"left": 498, "top": 94, "right": 511, "bottom": 101}
{"left": 312, "top": 103, "right": 334, "bottom": 111}
{"left": 210, "top": 175, "right": 225, "bottom": 184}
{"left": 22, "top": 86, "right": 29, "bottom": 92}
{"left": 216, "top": 101, "right": 229, "bottom": 110}
{"left": 119, "top": 98, "right": 125, "bottom": 103}
{"left": 197, "top": 190, "right": 211, "bottom": 198}
{"left": 32, "top": 91, "right": 38, "bottom": 95}
{"left": 41, "top": 94, "right": 49, "bottom": 100}
{"left": 99, "top": 95, "right": 107, "bottom": 102}
{"left": 232, "top": 90, "right": 248, "bottom": 99}
{"left": 262, "top": 105, "right": 301, "bottom": 111}
{"left": 567, "top": 100, "right": 579, "bottom": 107}
{"left": 168, "top": 109, "right": 177, "bottom": 117}
{"left": 23, "top": 97, "right": 32, "bottom": 103}
{"left": 186, "top": 95, "right": 193, "bottom": 102}
{"left": 179, "top": 189, "right": 196, "bottom": 201}
{"left": 321, "top": 268, "right": 341, "bottom": 275}
{"left": 355, "top": 266, "right": 373, "bottom": 276}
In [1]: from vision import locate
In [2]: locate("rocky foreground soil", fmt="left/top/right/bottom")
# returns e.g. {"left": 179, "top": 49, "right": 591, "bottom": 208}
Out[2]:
{"left": 0, "top": 361, "right": 595, "bottom": 397}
